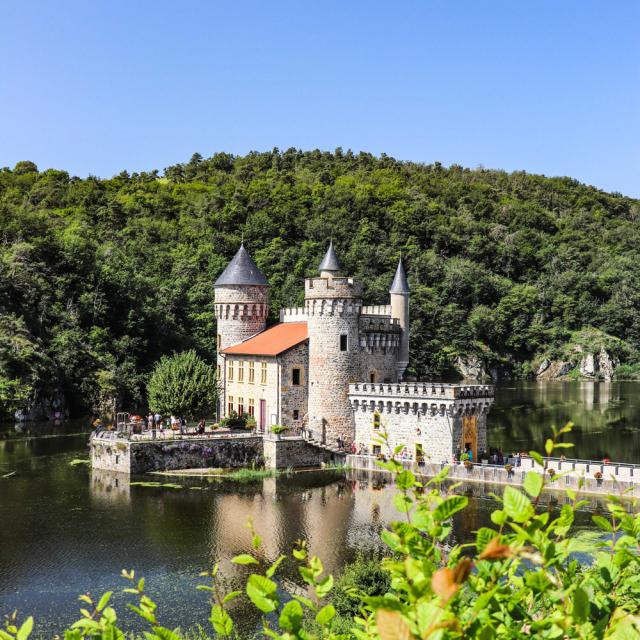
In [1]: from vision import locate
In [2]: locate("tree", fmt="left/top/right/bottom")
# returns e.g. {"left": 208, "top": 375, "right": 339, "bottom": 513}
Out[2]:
{"left": 147, "top": 350, "right": 217, "bottom": 417}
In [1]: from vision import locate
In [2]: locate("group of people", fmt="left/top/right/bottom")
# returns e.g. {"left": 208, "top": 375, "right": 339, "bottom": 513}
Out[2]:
{"left": 145, "top": 413, "right": 206, "bottom": 437}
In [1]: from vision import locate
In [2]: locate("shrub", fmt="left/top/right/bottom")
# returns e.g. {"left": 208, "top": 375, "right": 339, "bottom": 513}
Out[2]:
{"left": 219, "top": 411, "right": 246, "bottom": 429}
{"left": 271, "top": 425, "right": 289, "bottom": 434}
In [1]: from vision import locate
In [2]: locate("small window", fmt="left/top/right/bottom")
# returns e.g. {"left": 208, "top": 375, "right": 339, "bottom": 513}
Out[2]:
{"left": 292, "top": 368, "right": 301, "bottom": 386}
{"left": 249, "top": 361, "right": 255, "bottom": 383}
{"left": 340, "top": 334, "right": 348, "bottom": 351}
{"left": 238, "top": 361, "right": 244, "bottom": 382}
{"left": 228, "top": 396, "right": 234, "bottom": 416}
{"left": 373, "top": 412, "right": 381, "bottom": 430}
{"left": 217, "top": 334, "right": 221, "bottom": 349}
{"left": 293, "top": 410, "right": 299, "bottom": 420}
{"left": 248, "top": 398, "right": 255, "bottom": 416}
{"left": 261, "top": 361, "right": 267, "bottom": 384}
{"left": 238, "top": 397, "right": 244, "bottom": 416}
{"left": 115, "top": 455, "right": 119, "bottom": 465}
{"left": 228, "top": 362, "right": 234, "bottom": 381}
{"left": 217, "top": 364, "right": 221, "bottom": 379}
{"left": 372, "top": 445, "right": 381, "bottom": 455}
{"left": 369, "top": 371, "right": 376, "bottom": 383}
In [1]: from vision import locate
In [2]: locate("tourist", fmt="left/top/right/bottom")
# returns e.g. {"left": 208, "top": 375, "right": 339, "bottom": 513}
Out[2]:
{"left": 147, "top": 413, "right": 153, "bottom": 430}
{"left": 466, "top": 447, "right": 473, "bottom": 462}
{"left": 197, "top": 419, "right": 205, "bottom": 435}
{"left": 337, "top": 436, "right": 343, "bottom": 450}
{"left": 515, "top": 452, "right": 521, "bottom": 467}
{"left": 497, "top": 449, "right": 503, "bottom": 465}
{"left": 180, "top": 416, "right": 187, "bottom": 435}
{"left": 154, "top": 412, "right": 161, "bottom": 427}
{"left": 350, "top": 441, "right": 357, "bottom": 454}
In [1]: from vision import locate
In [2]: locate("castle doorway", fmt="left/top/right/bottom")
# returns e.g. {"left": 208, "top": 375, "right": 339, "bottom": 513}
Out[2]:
{"left": 462, "top": 415, "right": 478, "bottom": 461}
{"left": 259, "top": 400, "right": 266, "bottom": 432}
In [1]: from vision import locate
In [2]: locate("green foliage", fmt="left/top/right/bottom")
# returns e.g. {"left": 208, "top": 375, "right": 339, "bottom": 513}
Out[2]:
{"left": 147, "top": 350, "right": 217, "bottom": 418}
{"left": 8, "top": 426, "right": 640, "bottom": 639}
{"left": 1, "top": 152, "right": 639, "bottom": 413}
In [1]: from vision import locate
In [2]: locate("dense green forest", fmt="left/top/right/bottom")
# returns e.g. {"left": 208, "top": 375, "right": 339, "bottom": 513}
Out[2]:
{"left": 1, "top": 150, "right": 639, "bottom": 419}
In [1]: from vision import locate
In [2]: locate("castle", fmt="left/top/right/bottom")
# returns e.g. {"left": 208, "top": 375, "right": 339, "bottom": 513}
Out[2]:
{"left": 215, "top": 243, "right": 493, "bottom": 461}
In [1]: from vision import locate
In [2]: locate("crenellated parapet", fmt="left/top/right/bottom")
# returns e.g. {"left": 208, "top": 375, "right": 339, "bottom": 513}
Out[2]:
{"left": 350, "top": 382, "right": 494, "bottom": 400}
{"left": 361, "top": 304, "right": 392, "bottom": 317}
{"left": 304, "top": 276, "right": 363, "bottom": 300}
{"left": 348, "top": 382, "right": 494, "bottom": 417}
{"left": 280, "top": 307, "right": 308, "bottom": 322}
{"left": 305, "top": 297, "right": 363, "bottom": 317}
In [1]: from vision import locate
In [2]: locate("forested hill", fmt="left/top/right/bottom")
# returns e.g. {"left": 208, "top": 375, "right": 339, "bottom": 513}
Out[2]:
{"left": 1, "top": 150, "right": 639, "bottom": 418}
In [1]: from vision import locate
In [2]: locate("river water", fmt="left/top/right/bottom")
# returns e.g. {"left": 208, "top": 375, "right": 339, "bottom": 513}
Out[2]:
{"left": 0, "top": 381, "right": 638, "bottom": 636}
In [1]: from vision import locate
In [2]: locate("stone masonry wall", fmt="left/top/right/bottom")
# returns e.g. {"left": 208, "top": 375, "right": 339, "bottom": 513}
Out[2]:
{"left": 306, "top": 276, "right": 362, "bottom": 446}
{"left": 215, "top": 284, "right": 269, "bottom": 417}
{"left": 263, "top": 437, "right": 339, "bottom": 469}
{"left": 354, "top": 408, "right": 457, "bottom": 463}
{"left": 279, "top": 342, "right": 309, "bottom": 430}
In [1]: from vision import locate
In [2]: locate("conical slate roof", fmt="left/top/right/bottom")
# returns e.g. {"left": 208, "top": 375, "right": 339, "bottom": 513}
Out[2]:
{"left": 389, "top": 258, "right": 410, "bottom": 294}
{"left": 214, "top": 244, "right": 269, "bottom": 287}
{"left": 318, "top": 241, "right": 341, "bottom": 273}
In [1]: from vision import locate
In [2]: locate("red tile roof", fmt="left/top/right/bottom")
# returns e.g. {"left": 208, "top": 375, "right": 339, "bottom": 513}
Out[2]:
{"left": 222, "top": 322, "right": 308, "bottom": 356}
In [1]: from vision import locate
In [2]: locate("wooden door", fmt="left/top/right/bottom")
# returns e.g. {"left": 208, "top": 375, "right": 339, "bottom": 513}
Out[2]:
{"left": 259, "top": 400, "right": 266, "bottom": 432}
{"left": 462, "top": 415, "right": 478, "bottom": 461}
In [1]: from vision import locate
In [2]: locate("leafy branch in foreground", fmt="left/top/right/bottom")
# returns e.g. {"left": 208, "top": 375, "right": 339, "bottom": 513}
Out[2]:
{"left": 4, "top": 424, "right": 640, "bottom": 639}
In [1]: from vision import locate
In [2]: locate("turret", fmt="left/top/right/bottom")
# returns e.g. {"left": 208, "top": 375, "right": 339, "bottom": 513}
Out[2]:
{"left": 389, "top": 258, "right": 410, "bottom": 380}
{"left": 318, "top": 240, "right": 341, "bottom": 278}
{"left": 214, "top": 245, "right": 270, "bottom": 406}
{"left": 306, "top": 243, "right": 361, "bottom": 445}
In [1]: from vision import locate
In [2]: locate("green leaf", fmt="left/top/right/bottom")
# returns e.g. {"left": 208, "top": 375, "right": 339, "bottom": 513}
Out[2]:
{"left": 222, "top": 590, "right": 242, "bottom": 604}
{"left": 393, "top": 492, "right": 413, "bottom": 513}
{"left": 476, "top": 527, "right": 496, "bottom": 553}
{"left": 231, "top": 554, "right": 258, "bottom": 565}
{"left": 210, "top": 605, "right": 233, "bottom": 636}
{"left": 316, "top": 574, "right": 334, "bottom": 598}
{"left": 523, "top": 471, "right": 543, "bottom": 498}
{"left": 545, "top": 439, "right": 554, "bottom": 456}
{"left": 96, "top": 591, "right": 113, "bottom": 612}
{"left": 266, "top": 554, "right": 285, "bottom": 578}
{"left": 315, "top": 604, "right": 336, "bottom": 625}
{"left": 16, "top": 617, "right": 33, "bottom": 640}
{"left": 592, "top": 515, "right": 613, "bottom": 532}
{"left": 278, "top": 600, "right": 303, "bottom": 632}
{"left": 572, "top": 587, "right": 590, "bottom": 623}
{"left": 151, "top": 627, "right": 183, "bottom": 640}
{"left": 433, "top": 495, "right": 468, "bottom": 522}
{"left": 396, "top": 470, "right": 415, "bottom": 490}
{"left": 491, "top": 510, "right": 507, "bottom": 526}
{"left": 529, "top": 451, "right": 544, "bottom": 466}
{"left": 246, "top": 574, "right": 278, "bottom": 613}
{"left": 503, "top": 486, "right": 534, "bottom": 523}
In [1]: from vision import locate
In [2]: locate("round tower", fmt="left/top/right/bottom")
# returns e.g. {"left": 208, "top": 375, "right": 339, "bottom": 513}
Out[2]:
{"left": 214, "top": 245, "right": 269, "bottom": 399}
{"left": 389, "top": 258, "right": 410, "bottom": 380}
{"left": 306, "top": 243, "right": 362, "bottom": 446}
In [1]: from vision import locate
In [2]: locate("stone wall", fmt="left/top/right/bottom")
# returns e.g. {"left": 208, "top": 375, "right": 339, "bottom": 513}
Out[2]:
{"left": 306, "top": 275, "right": 363, "bottom": 445}
{"left": 279, "top": 342, "right": 309, "bottom": 430}
{"left": 263, "top": 437, "right": 340, "bottom": 469}
{"left": 90, "top": 435, "right": 264, "bottom": 474}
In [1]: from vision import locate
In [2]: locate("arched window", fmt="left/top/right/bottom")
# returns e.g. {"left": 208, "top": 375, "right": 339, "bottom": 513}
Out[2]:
{"left": 369, "top": 371, "right": 376, "bottom": 383}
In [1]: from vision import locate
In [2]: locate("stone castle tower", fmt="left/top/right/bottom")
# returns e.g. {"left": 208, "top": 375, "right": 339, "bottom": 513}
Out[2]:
{"left": 213, "top": 244, "right": 270, "bottom": 375}
{"left": 389, "top": 258, "right": 410, "bottom": 380}
{"left": 306, "top": 242, "right": 363, "bottom": 444}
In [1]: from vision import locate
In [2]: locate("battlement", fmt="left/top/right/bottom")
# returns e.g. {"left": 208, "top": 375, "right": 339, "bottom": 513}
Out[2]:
{"left": 305, "top": 276, "right": 363, "bottom": 300}
{"left": 215, "top": 302, "right": 268, "bottom": 320}
{"left": 305, "top": 298, "right": 362, "bottom": 317}
{"left": 279, "top": 307, "right": 308, "bottom": 322}
{"left": 349, "top": 382, "right": 494, "bottom": 401}
{"left": 359, "top": 316, "right": 400, "bottom": 333}
{"left": 361, "top": 305, "right": 392, "bottom": 317}
{"left": 348, "top": 381, "right": 494, "bottom": 416}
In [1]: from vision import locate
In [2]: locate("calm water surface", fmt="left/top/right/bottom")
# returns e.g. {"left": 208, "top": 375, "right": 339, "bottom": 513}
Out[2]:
{"left": 0, "top": 381, "right": 637, "bottom": 637}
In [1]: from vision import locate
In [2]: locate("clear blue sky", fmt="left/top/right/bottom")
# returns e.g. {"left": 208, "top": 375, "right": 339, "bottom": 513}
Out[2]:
{"left": 1, "top": 1, "right": 638, "bottom": 196}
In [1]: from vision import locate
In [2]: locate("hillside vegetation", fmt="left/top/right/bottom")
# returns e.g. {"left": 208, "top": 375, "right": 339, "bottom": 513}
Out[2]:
{"left": 1, "top": 150, "right": 639, "bottom": 418}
